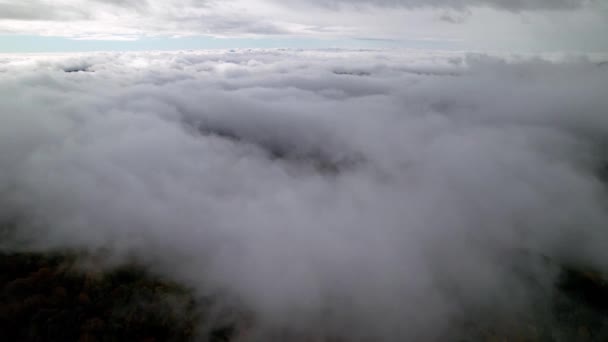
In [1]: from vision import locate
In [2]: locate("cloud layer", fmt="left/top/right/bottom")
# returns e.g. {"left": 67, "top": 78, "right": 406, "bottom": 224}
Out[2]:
{"left": 1, "top": 49, "right": 608, "bottom": 340}
{"left": 0, "top": 0, "right": 606, "bottom": 51}
{"left": 282, "top": 0, "right": 590, "bottom": 11}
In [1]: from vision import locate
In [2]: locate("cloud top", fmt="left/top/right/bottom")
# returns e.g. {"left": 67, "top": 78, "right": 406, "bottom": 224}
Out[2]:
{"left": 1, "top": 49, "right": 608, "bottom": 340}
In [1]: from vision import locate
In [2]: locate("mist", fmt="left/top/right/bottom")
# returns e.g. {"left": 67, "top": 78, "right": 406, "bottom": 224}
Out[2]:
{"left": 1, "top": 49, "right": 608, "bottom": 340}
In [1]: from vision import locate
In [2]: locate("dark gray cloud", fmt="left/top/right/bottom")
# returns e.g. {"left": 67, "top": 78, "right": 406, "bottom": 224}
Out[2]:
{"left": 1, "top": 50, "right": 608, "bottom": 340}
{"left": 0, "top": 2, "right": 88, "bottom": 20}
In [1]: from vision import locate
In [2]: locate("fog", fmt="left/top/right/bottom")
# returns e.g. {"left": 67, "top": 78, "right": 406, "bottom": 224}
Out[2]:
{"left": 1, "top": 49, "right": 608, "bottom": 340}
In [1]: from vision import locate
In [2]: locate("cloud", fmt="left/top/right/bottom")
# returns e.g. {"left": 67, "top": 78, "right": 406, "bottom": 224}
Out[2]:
{"left": 1, "top": 49, "right": 608, "bottom": 340}
{"left": 438, "top": 10, "right": 472, "bottom": 23}
{"left": 0, "top": 0, "right": 604, "bottom": 49}
{"left": 0, "top": 1, "right": 88, "bottom": 21}
{"left": 0, "top": 0, "right": 287, "bottom": 38}
{"left": 280, "top": 0, "right": 591, "bottom": 11}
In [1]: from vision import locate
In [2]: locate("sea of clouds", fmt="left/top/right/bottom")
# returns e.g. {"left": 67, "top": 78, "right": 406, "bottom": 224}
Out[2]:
{"left": 1, "top": 49, "right": 608, "bottom": 340}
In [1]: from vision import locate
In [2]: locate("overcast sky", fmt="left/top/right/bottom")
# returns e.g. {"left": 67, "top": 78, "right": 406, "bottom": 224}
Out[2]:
{"left": 0, "top": 0, "right": 607, "bottom": 52}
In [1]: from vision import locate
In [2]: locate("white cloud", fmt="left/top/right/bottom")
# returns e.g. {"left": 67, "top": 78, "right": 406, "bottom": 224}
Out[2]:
{"left": 0, "top": 0, "right": 289, "bottom": 38}
{"left": 0, "top": 0, "right": 606, "bottom": 51}
{"left": 1, "top": 49, "right": 608, "bottom": 339}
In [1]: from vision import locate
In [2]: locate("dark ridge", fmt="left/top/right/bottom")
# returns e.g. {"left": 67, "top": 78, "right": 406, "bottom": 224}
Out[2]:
{"left": 63, "top": 66, "right": 93, "bottom": 73}
{"left": 0, "top": 251, "right": 250, "bottom": 342}
{"left": 399, "top": 68, "right": 460, "bottom": 77}
{"left": 332, "top": 70, "right": 372, "bottom": 77}
{"left": 197, "top": 124, "right": 364, "bottom": 175}
{"left": 552, "top": 267, "right": 608, "bottom": 341}
{"left": 2, "top": 226, "right": 608, "bottom": 341}
{"left": 598, "top": 161, "right": 608, "bottom": 185}
{"left": 0, "top": 251, "right": 199, "bottom": 341}
{"left": 557, "top": 267, "right": 608, "bottom": 313}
